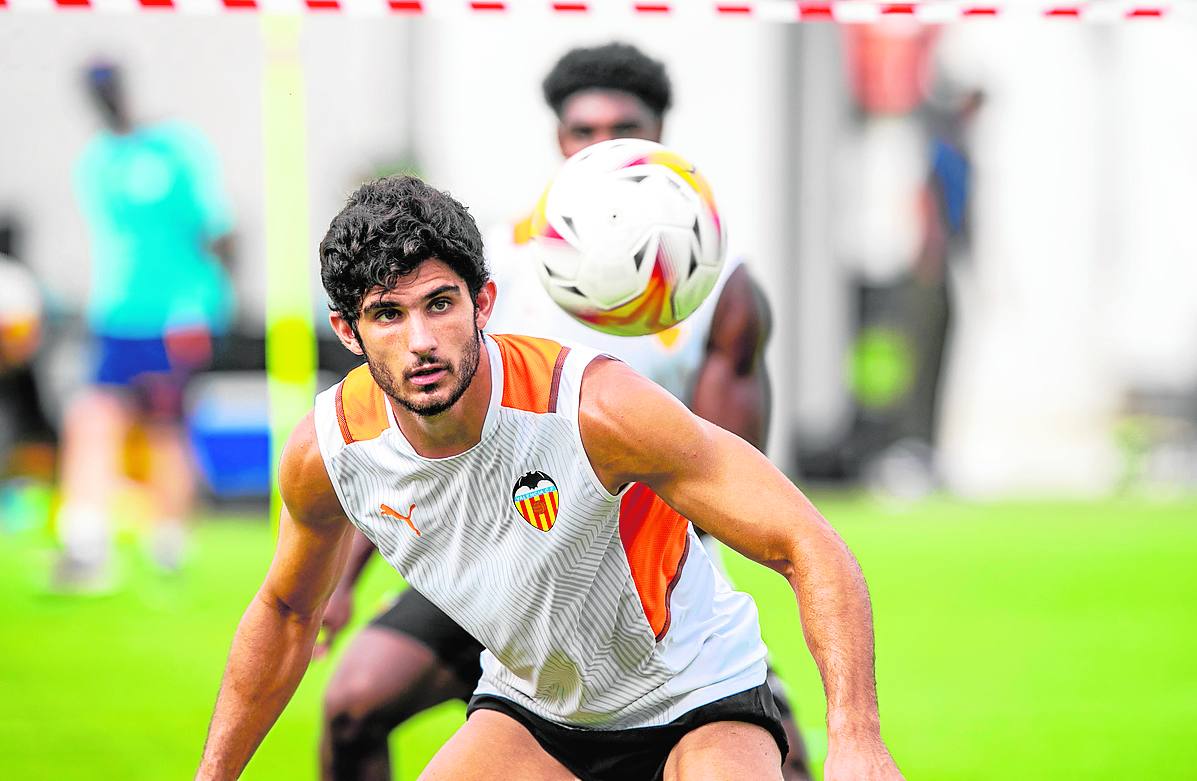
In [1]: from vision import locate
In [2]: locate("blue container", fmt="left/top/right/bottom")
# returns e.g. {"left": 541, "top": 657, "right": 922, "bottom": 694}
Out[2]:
{"left": 187, "top": 373, "right": 272, "bottom": 500}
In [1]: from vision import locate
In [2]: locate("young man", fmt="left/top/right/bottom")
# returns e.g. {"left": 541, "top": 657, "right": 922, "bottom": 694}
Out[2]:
{"left": 198, "top": 175, "right": 901, "bottom": 781}
{"left": 319, "top": 43, "right": 809, "bottom": 780}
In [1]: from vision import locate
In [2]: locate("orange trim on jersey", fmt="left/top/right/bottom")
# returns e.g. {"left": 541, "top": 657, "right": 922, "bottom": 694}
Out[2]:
{"left": 512, "top": 213, "right": 535, "bottom": 246}
{"left": 335, "top": 364, "right": 390, "bottom": 444}
{"left": 491, "top": 334, "right": 566, "bottom": 414}
{"left": 619, "top": 483, "right": 692, "bottom": 641}
{"left": 547, "top": 345, "right": 571, "bottom": 413}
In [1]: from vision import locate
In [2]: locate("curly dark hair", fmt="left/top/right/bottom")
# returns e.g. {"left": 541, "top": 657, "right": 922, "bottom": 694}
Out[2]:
{"left": 542, "top": 42, "right": 672, "bottom": 118}
{"left": 319, "top": 175, "right": 489, "bottom": 324}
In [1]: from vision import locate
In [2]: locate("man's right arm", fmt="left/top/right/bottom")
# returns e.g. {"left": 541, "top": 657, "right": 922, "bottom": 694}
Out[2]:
{"left": 196, "top": 411, "right": 354, "bottom": 780}
{"left": 580, "top": 360, "right": 901, "bottom": 780}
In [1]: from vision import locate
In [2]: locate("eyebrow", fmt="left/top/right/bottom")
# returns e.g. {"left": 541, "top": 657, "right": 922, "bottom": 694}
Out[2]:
{"left": 362, "top": 284, "right": 462, "bottom": 315}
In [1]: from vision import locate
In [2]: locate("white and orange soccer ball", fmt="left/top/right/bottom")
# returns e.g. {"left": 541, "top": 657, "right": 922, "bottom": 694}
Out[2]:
{"left": 530, "top": 139, "right": 726, "bottom": 337}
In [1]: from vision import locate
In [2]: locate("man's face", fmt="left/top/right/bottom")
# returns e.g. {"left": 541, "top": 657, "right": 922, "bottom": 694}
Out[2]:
{"left": 557, "top": 89, "right": 663, "bottom": 158}
{"left": 331, "top": 258, "right": 496, "bottom": 417}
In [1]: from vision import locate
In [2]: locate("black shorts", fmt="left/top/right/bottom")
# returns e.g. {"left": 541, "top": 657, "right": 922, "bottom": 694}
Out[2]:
{"left": 370, "top": 588, "right": 485, "bottom": 690}
{"left": 0, "top": 367, "right": 55, "bottom": 446}
{"left": 466, "top": 682, "right": 789, "bottom": 781}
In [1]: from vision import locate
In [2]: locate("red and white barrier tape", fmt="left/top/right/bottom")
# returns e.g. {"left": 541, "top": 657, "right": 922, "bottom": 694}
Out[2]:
{"left": 0, "top": 0, "right": 1179, "bottom": 21}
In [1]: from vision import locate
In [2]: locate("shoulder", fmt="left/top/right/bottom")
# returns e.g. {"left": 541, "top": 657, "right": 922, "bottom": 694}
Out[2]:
{"left": 331, "top": 363, "right": 390, "bottom": 445}
{"left": 150, "top": 119, "right": 207, "bottom": 147}
{"left": 149, "top": 121, "right": 219, "bottom": 170}
{"left": 578, "top": 356, "right": 655, "bottom": 429}
{"left": 279, "top": 410, "right": 347, "bottom": 527}
{"left": 75, "top": 135, "right": 110, "bottom": 178}
{"left": 490, "top": 333, "right": 573, "bottom": 414}
{"left": 578, "top": 357, "right": 713, "bottom": 490}
{"left": 708, "top": 263, "right": 771, "bottom": 366}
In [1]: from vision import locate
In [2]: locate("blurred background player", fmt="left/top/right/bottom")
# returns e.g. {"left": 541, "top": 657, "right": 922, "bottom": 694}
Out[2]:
{"left": 801, "top": 25, "right": 977, "bottom": 497}
{"left": 0, "top": 216, "right": 58, "bottom": 531}
{"left": 317, "top": 42, "right": 810, "bottom": 780}
{"left": 52, "top": 61, "right": 236, "bottom": 589}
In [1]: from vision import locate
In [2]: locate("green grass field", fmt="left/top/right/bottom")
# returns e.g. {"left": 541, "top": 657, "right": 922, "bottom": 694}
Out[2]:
{"left": 3, "top": 496, "right": 1195, "bottom": 780}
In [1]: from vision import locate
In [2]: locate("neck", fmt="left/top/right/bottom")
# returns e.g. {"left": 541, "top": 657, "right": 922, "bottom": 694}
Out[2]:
{"left": 389, "top": 338, "right": 492, "bottom": 459}
{"left": 104, "top": 110, "right": 133, "bottom": 135}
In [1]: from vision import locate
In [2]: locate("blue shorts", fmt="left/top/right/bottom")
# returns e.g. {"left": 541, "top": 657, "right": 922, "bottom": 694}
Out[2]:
{"left": 93, "top": 331, "right": 213, "bottom": 418}
{"left": 94, "top": 335, "right": 174, "bottom": 387}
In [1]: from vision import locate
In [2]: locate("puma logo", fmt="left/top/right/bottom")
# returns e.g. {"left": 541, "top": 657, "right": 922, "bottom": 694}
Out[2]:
{"left": 380, "top": 503, "right": 420, "bottom": 536}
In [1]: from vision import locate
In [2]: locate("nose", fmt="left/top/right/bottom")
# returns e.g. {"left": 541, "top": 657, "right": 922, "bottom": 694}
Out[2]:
{"left": 407, "top": 313, "right": 438, "bottom": 356}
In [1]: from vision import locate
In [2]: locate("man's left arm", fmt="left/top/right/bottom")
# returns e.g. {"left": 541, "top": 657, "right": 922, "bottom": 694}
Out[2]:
{"left": 580, "top": 360, "right": 901, "bottom": 781}
{"left": 689, "top": 264, "right": 772, "bottom": 450}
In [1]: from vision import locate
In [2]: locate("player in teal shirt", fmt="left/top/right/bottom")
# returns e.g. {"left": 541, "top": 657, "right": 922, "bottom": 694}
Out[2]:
{"left": 55, "top": 62, "right": 236, "bottom": 589}
{"left": 75, "top": 113, "right": 233, "bottom": 337}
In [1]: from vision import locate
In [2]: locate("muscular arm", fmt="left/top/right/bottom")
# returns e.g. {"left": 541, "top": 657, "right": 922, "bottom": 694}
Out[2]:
{"left": 580, "top": 360, "right": 899, "bottom": 779}
{"left": 690, "top": 264, "right": 772, "bottom": 451}
{"left": 197, "top": 412, "right": 354, "bottom": 779}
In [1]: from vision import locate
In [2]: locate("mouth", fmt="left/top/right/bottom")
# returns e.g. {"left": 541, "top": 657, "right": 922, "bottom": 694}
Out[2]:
{"left": 406, "top": 365, "right": 449, "bottom": 388}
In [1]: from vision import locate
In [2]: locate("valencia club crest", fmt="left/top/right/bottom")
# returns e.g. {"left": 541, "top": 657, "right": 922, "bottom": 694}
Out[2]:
{"left": 512, "top": 471, "right": 560, "bottom": 532}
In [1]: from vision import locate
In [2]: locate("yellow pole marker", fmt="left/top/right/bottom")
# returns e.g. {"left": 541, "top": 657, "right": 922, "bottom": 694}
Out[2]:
{"left": 262, "top": 15, "right": 316, "bottom": 534}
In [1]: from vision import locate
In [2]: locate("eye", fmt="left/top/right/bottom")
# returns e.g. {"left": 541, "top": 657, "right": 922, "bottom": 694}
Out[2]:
{"left": 430, "top": 298, "right": 452, "bottom": 313}
{"left": 376, "top": 307, "right": 401, "bottom": 322}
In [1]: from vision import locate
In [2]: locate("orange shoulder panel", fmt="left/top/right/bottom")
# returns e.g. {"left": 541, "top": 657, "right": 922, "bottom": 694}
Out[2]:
{"left": 491, "top": 334, "right": 570, "bottom": 414}
{"left": 618, "top": 483, "right": 691, "bottom": 641}
{"left": 512, "top": 213, "right": 535, "bottom": 246}
{"left": 335, "top": 364, "right": 390, "bottom": 444}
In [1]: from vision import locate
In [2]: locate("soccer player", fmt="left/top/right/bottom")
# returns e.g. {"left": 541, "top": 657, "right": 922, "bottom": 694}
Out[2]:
{"left": 197, "top": 175, "right": 901, "bottom": 781}
{"left": 319, "top": 43, "right": 810, "bottom": 780}
{"left": 54, "top": 61, "right": 235, "bottom": 588}
{"left": 0, "top": 218, "right": 56, "bottom": 533}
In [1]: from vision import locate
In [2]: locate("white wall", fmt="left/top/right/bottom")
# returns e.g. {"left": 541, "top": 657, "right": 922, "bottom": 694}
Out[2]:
{"left": 1106, "top": 22, "right": 1197, "bottom": 393}
{"left": 933, "top": 19, "right": 1197, "bottom": 496}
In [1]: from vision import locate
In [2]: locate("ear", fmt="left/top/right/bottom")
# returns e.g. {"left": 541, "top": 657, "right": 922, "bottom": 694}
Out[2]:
{"left": 329, "top": 312, "right": 364, "bottom": 356}
{"left": 474, "top": 279, "right": 498, "bottom": 331}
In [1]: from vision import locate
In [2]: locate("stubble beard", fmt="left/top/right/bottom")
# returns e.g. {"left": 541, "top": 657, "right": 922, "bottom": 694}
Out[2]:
{"left": 364, "top": 328, "right": 483, "bottom": 418}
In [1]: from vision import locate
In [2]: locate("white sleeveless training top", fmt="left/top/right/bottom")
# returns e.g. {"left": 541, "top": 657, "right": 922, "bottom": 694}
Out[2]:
{"left": 313, "top": 334, "right": 767, "bottom": 729}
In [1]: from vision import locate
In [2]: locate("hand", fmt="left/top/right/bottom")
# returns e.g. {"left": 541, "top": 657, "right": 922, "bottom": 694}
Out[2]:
{"left": 823, "top": 735, "right": 903, "bottom": 781}
{"left": 314, "top": 586, "right": 353, "bottom": 660}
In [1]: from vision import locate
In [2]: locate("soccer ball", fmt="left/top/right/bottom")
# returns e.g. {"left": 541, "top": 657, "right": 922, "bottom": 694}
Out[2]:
{"left": 530, "top": 139, "right": 726, "bottom": 336}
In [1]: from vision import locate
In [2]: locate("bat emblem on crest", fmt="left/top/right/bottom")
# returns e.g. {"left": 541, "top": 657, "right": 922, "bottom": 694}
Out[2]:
{"left": 511, "top": 471, "right": 560, "bottom": 532}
